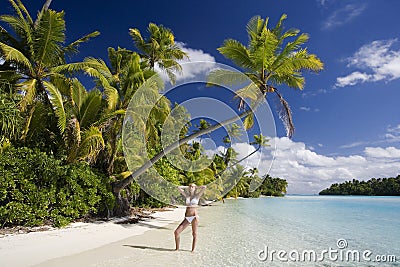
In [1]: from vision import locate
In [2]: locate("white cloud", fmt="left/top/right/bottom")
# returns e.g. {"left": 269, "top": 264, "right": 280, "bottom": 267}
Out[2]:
{"left": 336, "top": 39, "right": 400, "bottom": 87}
{"left": 155, "top": 42, "right": 216, "bottom": 83}
{"left": 340, "top": 141, "right": 368, "bottom": 149}
{"left": 221, "top": 137, "right": 400, "bottom": 194}
{"left": 317, "top": 0, "right": 328, "bottom": 6}
{"left": 364, "top": 146, "right": 400, "bottom": 158}
{"left": 299, "top": 106, "right": 320, "bottom": 112}
{"left": 385, "top": 124, "right": 400, "bottom": 143}
{"left": 301, "top": 88, "right": 328, "bottom": 98}
{"left": 322, "top": 4, "right": 366, "bottom": 29}
{"left": 300, "top": 106, "right": 311, "bottom": 112}
{"left": 335, "top": 71, "right": 372, "bottom": 87}
{"left": 340, "top": 124, "right": 400, "bottom": 148}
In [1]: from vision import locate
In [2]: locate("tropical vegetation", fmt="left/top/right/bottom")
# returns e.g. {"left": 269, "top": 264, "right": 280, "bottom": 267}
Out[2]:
{"left": 319, "top": 176, "right": 400, "bottom": 196}
{"left": 0, "top": 0, "right": 322, "bottom": 226}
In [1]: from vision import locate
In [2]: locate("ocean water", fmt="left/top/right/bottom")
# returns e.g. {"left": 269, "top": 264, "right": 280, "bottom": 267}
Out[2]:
{"left": 81, "top": 195, "right": 400, "bottom": 267}
{"left": 177, "top": 195, "right": 400, "bottom": 267}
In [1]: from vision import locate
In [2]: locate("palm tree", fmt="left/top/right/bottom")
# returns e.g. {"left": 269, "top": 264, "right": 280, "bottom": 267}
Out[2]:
{"left": 129, "top": 23, "right": 188, "bottom": 83}
{"left": 208, "top": 14, "right": 324, "bottom": 137}
{"left": 63, "top": 85, "right": 123, "bottom": 164}
{"left": 0, "top": 0, "right": 99, "bottom": 139}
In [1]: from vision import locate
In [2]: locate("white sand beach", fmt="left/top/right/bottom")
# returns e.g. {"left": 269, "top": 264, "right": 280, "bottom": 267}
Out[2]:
{"left": 0, "top": 206, "right": 186, "bottom": 267}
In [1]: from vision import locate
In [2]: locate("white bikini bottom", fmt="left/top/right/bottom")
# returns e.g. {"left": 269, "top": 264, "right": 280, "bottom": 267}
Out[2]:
{"left": 185, "top": 215, "right": 199, "bottom": 223}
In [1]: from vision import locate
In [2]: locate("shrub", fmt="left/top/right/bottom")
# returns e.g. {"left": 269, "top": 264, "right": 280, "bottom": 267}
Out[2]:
{"left": 0, "top": 146, "right": 115, "bottom": 227}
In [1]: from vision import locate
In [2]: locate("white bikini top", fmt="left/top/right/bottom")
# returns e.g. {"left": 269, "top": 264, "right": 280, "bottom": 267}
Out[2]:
{"left": 186, "top": 196, "right": 199, "bottom": 206}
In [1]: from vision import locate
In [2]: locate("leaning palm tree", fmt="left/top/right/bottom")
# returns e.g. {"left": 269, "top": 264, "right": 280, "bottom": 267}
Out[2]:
{"left": 113, "top": 15, "right": 323, "bottom": 210}
{"left": 129, "top": 23, "right": 188, "bottom": 83}
{"left": 0, "top": 0, "right": 99, "bottom": 137}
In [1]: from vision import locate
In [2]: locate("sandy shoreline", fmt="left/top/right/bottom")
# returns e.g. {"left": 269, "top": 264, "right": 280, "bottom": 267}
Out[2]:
{"left": 0, "top": 206, "right": 186, "bottom": 267}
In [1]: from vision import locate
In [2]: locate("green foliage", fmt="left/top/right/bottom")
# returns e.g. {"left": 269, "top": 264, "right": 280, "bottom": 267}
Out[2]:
{"left": 258, "top": 175, "right": 288, "bottom": 197}
{"left": 129, "top": 22, "right": 188, "bottom": 83}
{"left": 226, "top": 173, "right": 288, "bottom": 198}
{"left": 0, "top": 0, "right": 99, "bottom": 137}
{"left": 319, "top": 176, "right": 400, "bottom": 196}
{"left": 0, "top": 93, "right": 22, "bottom": 142}
{"left": 0, "top": 146, "right": 115, "bottom": 227}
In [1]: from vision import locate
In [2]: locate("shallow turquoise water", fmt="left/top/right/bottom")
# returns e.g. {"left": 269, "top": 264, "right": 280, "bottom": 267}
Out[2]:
{"left": 182, "top": 195, "right": 400, "bottom": 266}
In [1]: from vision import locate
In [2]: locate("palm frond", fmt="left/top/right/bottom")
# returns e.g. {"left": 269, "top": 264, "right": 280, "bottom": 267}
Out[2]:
{"left": 217, "top": 39, "right": 254, "bottom": 70}
{"left": 16, "top": 79, "right": 36, "bottom": 112}
{"left": 48, "top": 73, "right": 73, "bottom": 98}
{"left": 0, "top": 14, "right": 34, "bottom": 56}
{"left": 243, "top": 113, "right": 254, "bottom": 130}
{"left": 77, "top": 126, "right": 105, "bottom": 163}
{"left": 64, "top": 31, "right": 100, "bottom": 56}
{"left": 70, "top": 78, "right": 86, "bottom": 108}
{"left": 103, "top": 85, "right": 119, "bottom": 111}
{"left": 0, "top": 25, "right": 20, "bottom": 48}
{"left": 43, "top": 80, "right": 66, "bottom": 133}
{"left": 270, "top": 72, "right": 305, "bottom": 89}
{"left": 83, "top": 57, "right": 113, "bottom": 79}
{"left": 206, "top": 69, "right": 250, "bottom": 87}
{"left": 33, "top": 9, "right": 66, "bottom": 66}
{"left": 0, "top": 41, "right": 33, "bottom": 73}
{"left": 129, "top": 28, "right": 147, "bottom": 52}
{"left": 270, "top": 33, "right": 309, "bottom": 71}
{"left": 274, "top": 89, "right": 294, "bottom": 138}
{"left": 234, "top": 82, "right": 262, "bottom": 102}
{"left": 279, "top": 49, "right": 324, "bottom": 72}
{"left": 249, "top": 28, "right": 278, "bottom": 71}
{"left": 15, "top": 0, "right": 34, "bottom": 26}
{"left": 79, "top": 89, "right": 102, "bottom": 129}
{"left": 92, "top": 109, "right": 125, "bottom": 128}
{"left": 271, "top": 13, "right": 287, "bottom": 37}
{"left": 246, "top": 15, "right": 265, "bottom": 41}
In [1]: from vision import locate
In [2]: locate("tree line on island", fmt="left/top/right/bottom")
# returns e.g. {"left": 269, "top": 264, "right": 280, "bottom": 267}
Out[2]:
{"left": 0, "top": 0, "right": 323, "bottom": 227}
{"left": 319, "top": 175, "right": 400, "bottom": 196}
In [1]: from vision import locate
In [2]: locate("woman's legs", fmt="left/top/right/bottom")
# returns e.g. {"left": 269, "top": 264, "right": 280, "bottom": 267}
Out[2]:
{"left": 174, "top": 219, "right": 190, "bottom": 250}
{"left": 191, "top": 217, "right": 199, "bottom": 252}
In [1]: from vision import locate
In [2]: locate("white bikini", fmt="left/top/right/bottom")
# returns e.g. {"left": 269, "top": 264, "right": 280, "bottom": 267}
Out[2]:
{"left": 185, "top": 197, "right": 199, "bottom": 223}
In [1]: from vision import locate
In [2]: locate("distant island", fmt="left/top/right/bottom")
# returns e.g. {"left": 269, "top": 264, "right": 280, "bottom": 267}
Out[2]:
{"left": 319, "top": 175, "right": 400, "bottom": 196}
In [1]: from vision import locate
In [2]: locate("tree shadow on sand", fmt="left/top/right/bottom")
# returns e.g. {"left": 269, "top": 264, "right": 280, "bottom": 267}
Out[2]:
{"left": 123, "top": 245, "right": 191, "bottom": 252}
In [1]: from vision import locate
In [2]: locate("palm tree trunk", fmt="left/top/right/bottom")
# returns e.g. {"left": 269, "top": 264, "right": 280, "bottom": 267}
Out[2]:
{"left": 111, "top": 108, "right": 253, "bottom": 215}
{"left": 107, "top": 145, "right": 117, "bottom": 175}
{"left": 43, "top": 0, "right": 52, "bottom": 11}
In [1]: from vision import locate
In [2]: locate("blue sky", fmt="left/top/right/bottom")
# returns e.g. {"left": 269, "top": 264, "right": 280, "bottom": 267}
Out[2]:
{"left": 7, "top": 0, "right": 400, "bottom": 193}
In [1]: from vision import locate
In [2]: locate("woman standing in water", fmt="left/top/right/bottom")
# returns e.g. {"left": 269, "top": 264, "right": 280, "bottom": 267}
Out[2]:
{"left": 174, "top": 183, "right": 206, "bottom": 252}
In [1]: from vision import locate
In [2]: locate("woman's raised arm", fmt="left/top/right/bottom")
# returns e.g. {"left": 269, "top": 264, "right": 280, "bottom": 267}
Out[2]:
{"left": 197, "top": 185, "right": 207, "bottom": 196}
{"left": 177, "top": 185, "right": 188, "bottom": 196}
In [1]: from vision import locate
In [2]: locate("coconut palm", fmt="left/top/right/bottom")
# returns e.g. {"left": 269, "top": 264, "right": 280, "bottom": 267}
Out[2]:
{"left": 0, "top": 0, "right": 99, "bottom": 138}
{"left": 129, "top": 23, "right": 188, "bottom": 83}
{"left": 207, "top": 14, "right": 324, "bottom": 137}
{"left": 63, "top": 85, "right": 125, "bottom": 164}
